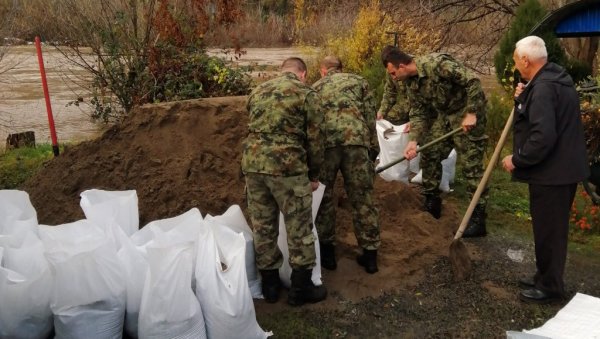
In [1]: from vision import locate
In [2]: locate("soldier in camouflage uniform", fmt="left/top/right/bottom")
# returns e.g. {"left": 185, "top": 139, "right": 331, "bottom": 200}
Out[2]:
{"left": 312, "top": 56, "right": 380, "bottom": 274}
{"left": 382, "top": 49, "right": 489, "bottom": 237}
{"left": 376, "top": 73, "right": 411, "bottom": 125}
{"left": 241, "top": 57, "right": 328, "bottom": 305}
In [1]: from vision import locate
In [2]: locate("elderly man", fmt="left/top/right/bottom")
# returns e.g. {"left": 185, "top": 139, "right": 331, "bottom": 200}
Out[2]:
{"left": 312, "top": 56, "right": 381, "bottom": 274}
{"left": 242, "top": 57, "right": 328, "bottom": 306}
{"left": 502, "top": 36, "right": 589, "bottom": 304}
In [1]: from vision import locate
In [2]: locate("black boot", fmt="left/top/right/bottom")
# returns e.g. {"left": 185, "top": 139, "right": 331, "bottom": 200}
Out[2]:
{"left": 356, "top": 248, "right": 378, "bottom": 274}
{"left": 260, "top": 269, "right": 281, "bottom": 303}
{"left": 287, "top": 268, "right": 328, "bottom": 306}
{"left": 462, "top": 204, "right": 487, "bottom": 238}
{"left": 320, "top": 242, "right": 337, "bottom": 270}
{"left": 424, "top": 194, "right": 442, "bottom": 219}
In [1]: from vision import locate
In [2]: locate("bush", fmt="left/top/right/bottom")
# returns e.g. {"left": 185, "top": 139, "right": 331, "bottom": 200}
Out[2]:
{"left": 303, "top": 0, "right": 440, "bottom": 100}
{"left": 485, "top": 93, "right": 514, "bottom": 152}
{"left": 493, "top": 0, "right": 566, "bottom": 91}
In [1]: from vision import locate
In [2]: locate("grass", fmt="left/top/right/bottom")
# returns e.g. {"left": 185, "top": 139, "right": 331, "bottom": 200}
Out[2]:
{"left": 0, "top": 144, "right": 60, "bottom": 189}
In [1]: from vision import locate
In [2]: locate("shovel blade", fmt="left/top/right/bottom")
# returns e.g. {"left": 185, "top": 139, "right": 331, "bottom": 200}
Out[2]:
{"left": 449, "top": 239, "right": 472, "bottom": 281}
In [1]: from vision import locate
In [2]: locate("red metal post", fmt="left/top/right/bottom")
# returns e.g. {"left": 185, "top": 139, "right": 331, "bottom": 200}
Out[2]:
{"left": 35, "top": 36, "right": 59, "bottom": 156}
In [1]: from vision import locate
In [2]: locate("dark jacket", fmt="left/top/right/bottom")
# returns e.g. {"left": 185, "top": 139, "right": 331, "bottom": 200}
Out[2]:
{"left": 512, "top": 62, "right": 589, "bottom": 185}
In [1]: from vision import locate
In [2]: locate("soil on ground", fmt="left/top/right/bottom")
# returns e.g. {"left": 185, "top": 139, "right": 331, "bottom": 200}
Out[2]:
{"left": 22, "top": 97, "right": 600, "bottom": 337}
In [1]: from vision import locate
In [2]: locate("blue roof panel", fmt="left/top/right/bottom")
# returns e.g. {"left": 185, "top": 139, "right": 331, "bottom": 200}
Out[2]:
{"left": 555, "top": 6, "right": 600, "bottom": 37}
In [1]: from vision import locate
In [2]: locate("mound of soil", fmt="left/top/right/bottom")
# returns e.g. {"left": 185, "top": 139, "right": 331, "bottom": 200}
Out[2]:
{"left": 23, "top": 96, "right": 466, "bottom": 303}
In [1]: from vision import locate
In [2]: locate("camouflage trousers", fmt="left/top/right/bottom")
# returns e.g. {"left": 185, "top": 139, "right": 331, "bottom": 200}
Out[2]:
{"left": 420, "top": 113, "right": 489, "bottom": 204}
{"left": 315, "top": 146, "right": 380, "bottom": 250}
{"left": 245, "top": 173, "right": 316, "bottom": 270}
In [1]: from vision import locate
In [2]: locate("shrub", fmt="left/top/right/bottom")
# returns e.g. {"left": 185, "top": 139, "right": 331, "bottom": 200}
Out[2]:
{"left": 485, "top": 93, "right": 514, "bottom": 152}
{"left": 303, "top": 0, "right": 440, "bottom": 99}
{"left": 493, "top": 0, "right": 566, "bottom": 91}
{"left": 571, "top": 190, "right": 600, "bottom": 234}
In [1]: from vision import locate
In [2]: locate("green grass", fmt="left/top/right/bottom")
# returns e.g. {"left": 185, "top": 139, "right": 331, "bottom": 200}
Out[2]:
{"left": 449, "top": 163, "right": 600, "bottom": 255}
{"left": 0, "top": 144, "right": 60, "bottom": 189}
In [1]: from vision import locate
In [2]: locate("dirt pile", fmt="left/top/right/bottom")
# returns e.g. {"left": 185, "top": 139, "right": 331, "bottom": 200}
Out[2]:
{"left": 23, "top": 96, "right": 464, "bottom": 302}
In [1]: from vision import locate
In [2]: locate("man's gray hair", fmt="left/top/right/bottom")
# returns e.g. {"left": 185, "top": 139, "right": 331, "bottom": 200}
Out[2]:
{"left": 515, "top": 36, "right": 548, "bottom": 61}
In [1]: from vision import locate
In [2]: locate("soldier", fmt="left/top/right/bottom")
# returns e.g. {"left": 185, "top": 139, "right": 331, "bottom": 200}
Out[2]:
{"left": 312, "top": 56, "right": 381, "bottom": 274}
{"left": 382, "top": 49, "right": 489, "bottom": 237}
{"left": 376, "top": 46, "right": 411, "bottom": 126}
{"left": 241, "top": 57, "right": 328, "bottom": 306}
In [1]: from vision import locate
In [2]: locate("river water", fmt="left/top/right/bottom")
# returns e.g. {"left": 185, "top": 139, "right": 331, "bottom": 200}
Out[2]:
{"left": 0, "top": 45, "right": 499, "bottom": 150}
{"left": 0, "top": 46, "right": 311, "bottom": 150}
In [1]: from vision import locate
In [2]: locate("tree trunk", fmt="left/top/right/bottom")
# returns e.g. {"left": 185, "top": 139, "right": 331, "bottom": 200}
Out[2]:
{"left": 6, "top": 131, "right": 36, "bottom": 149}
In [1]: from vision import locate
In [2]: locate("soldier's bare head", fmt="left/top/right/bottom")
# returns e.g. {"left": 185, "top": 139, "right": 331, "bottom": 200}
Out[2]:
{"left": 281, "top": 57, "right": 308, "bottom": 82}
{"left": 382, "top": 49, "right": 412, "bottom": 68}
{"left": 382, "top": 49, "right": 415, "bottom": 81}
{"left": 320, "top": 56, "right": 342, "bottom": 77}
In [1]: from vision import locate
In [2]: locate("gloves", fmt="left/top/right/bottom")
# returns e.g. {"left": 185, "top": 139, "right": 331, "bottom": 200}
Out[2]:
{"left": 368, "top": 148, "right": 379, "bottom": 163}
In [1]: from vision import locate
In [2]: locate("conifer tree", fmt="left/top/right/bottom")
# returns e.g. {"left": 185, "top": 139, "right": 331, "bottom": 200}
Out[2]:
{"left": 494, "top": 0, "right": 566, "bottom": 88}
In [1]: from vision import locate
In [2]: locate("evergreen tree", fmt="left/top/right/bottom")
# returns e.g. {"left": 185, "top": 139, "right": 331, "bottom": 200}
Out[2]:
{"left": 494, "top": 0, "right": 566, "bottom": 89}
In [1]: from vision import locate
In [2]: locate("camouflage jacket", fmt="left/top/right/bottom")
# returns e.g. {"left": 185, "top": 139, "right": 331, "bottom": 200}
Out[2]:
{"left": 377, "top": 73, "right": 410, "bottom": 124}
{"left": 312, "top": 70, "right": 377, "bottom": 150}
{"left": 242, "top": 72, "right": 325, "bottom": 181}
{"left": 405, "top": 53, "right": 487, "bottom": 143}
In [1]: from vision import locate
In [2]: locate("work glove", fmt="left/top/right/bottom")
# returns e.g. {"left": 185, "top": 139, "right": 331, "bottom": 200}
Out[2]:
{"left": 368, "top": 148, "right": 379, "bottom": 163}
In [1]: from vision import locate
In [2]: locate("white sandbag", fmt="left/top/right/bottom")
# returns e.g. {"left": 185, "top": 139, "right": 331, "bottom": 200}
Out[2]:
{"left": 195, "top": 220, "right": 269, "bottom": 339}
{"left": 0, "top": 232, "right": 53, "bottom": 339}
{"left": 138, "top": 233, "right": 206, "bottom": 339}
{"left": 127, "top": 208, "right": 203, "bottom": 338}
{"left": 439, "top": 149, "right": 457, "bottom": 192}
{"left": 410, "top": 149, "right": 457, "bottom": 193}
{"left": 205, "top": 205, "right": 262, "bottom": 299}
{"left": 39, "top": 220, "right": 126, "bottom": 339}
{"left": 277, "top": 183, "right": 325, "bottom": 288}
{"left": 80, "top": 189, "right": 139, "bottom": 237}
{"left": 376, "top": 120, "right": 419, "bottom": 182}
{"left": 0, "top": 190, "right": 38, "bottom": 241}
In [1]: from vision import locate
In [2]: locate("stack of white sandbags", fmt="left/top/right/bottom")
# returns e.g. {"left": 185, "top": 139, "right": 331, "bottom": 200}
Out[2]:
{"left": 0, "top": 190, "right": 53, "bottom": 339}
{"left": 0, "top": 188, "right": 274, "bottom": 339}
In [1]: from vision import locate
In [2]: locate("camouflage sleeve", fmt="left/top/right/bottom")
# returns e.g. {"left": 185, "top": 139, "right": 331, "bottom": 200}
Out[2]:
{"left": 305, "top": 91, "right": 325, "bottom": 181}
{"left": 362, "top": 79, "right": 379, "bottom": 152}
{"left": 438, "top": 59, "right": 486, "bottom": 117}
{"left": 377, "top": 73, "right": 397, "bottom": 117}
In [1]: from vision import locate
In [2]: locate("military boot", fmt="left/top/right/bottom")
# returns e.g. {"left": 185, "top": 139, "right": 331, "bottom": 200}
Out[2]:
{"left": 320, "top": 242, "right": 337, "bottom": 270}
{"left": 462, "top": 203, "right": 487, "bottom": 238}
{"left": 287, "top": 268, "right": 328, "bottom": 306}
{"left": 260, "top": 269, "right": 281, "bottom": 303}
{"left": 424, "top": 194, "right": 442, "bottom": 219}
{"left": 356, "top": 248, "right": 378, "bottom": 274}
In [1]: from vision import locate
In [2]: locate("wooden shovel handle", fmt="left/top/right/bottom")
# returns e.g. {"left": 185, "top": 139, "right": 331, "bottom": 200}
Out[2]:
{"left": 375, "top": 127, "right": 463, "bottom": 174}
{"left": 453, "top": 108, "right": 515, "bottom": 240}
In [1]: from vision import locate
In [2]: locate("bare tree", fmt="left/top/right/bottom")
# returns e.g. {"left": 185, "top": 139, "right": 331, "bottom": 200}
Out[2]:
{"left": 382, "top": 0, "right": 520, "bottom": 73}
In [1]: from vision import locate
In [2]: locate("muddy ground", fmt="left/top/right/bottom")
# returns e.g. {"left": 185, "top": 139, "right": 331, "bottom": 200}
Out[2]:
{"left": 22, "top": 96, "right": 600, "bottom": 338}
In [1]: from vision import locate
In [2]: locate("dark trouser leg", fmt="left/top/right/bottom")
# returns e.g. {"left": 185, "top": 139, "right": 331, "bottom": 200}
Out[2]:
{"left": 530, "top": 183, "right": 577, "bottom": 297}
{"left": 314, "top": 147, "right": 342, "bottom": 270}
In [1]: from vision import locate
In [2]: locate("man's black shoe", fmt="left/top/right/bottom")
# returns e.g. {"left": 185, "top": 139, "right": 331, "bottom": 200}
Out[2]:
{"left": 519, "top": 288, "right": 562, "bottom": 304}
{"left": 518, "top": 277, "right": 536, "bottom": 289}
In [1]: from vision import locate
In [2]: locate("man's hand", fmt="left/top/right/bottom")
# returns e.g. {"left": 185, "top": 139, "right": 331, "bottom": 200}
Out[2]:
{"left": 502, "top": 155, "right": 515, "bottom": 173}
{"left": 376, "top": 112, "right": 384, "bottom": 120}
{"left": 310, "top": 181, "right": 320, "bottom": 191}
{"left": 404, "top": 140, "right": 418, "bottom": 160}
{"left": 403, "top": 122, "right": 411, "bottom": 133}
{"left": 514, "top": 83, "right": 525, "bottom": 98}
{"left": 368, "top": 148, "right": 379, "bottom": 162}
{"left": 461, "top": 113, "right": 477, "bottom": 132}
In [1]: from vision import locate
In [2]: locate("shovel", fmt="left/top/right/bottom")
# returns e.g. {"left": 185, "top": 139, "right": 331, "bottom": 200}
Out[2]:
{"left": 375, "top": 127, "right": 463, "bottom": 174}
{"left": 450, "top": 108, "right": 515, "bottom": 281}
